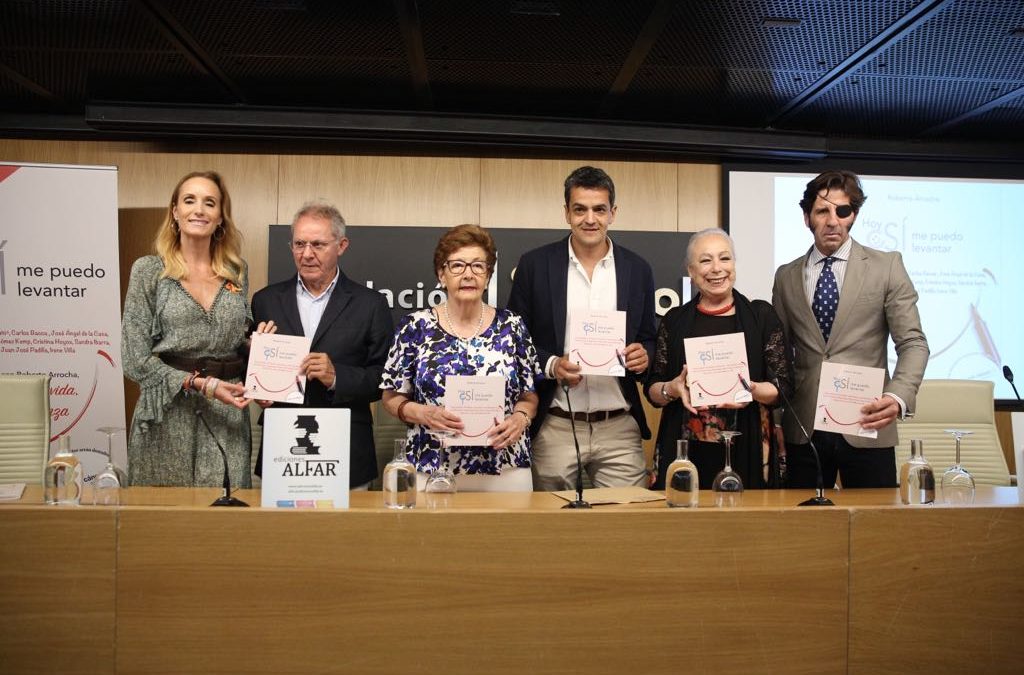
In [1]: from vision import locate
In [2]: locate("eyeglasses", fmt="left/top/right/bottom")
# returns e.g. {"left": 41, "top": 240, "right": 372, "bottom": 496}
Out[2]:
{"left": 443, "top": 260, "right": 489, "bottom": 275}
{"left": 289, "top": 239, "right": 336, "bottom": 253}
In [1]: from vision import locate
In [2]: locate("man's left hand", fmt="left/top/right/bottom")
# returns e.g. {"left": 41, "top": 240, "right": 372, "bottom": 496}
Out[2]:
{"left": 860, "top": 394, "right": 900, "bottom": 430}
{"left": 622, "top": 342, "right": 648, "bottom": 374}
{"left": 302, "top": 352, "right": 336, "bottom": 388}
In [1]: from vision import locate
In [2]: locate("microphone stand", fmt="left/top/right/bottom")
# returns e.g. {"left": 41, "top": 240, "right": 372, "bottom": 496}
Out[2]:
{"left": 560, "top": 382, "right": 591, "bottom": 509}
{"left": 772, "top": 376, "right": 833, "bottom": 506}
{"left": 196, "top": 409, "right": 249, "bottom": 507}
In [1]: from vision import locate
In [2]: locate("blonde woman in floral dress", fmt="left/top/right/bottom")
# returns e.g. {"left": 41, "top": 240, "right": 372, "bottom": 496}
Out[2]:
{"left": 122, "top": 171, "right": 256, "bottom": 487}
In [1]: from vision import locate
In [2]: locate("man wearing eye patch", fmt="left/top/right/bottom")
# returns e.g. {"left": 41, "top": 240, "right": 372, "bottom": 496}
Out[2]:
{"left": 250, "top": 200, "right": 393, "bottom": 488}
{"left": 772, "top": 170, "right": 929, "bottom": 489}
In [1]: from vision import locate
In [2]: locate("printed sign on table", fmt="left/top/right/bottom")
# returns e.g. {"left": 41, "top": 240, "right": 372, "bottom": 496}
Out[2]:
{"left": 443, "top": 375, "right": 505, "bottom": 446}
{"left": 813, "top": 362, "right": 885, "bottom": 439}
{"left": 245, "top": 332, "right": 311, "bottom": 403}
{"left": 261, "top": 408, "right": 350, "bottom": 508}
{"left": 683, "top": 332, "right": 753, "bottom": 406}
{"left": 566, "top": 309, "right": 626, "bottom": 376}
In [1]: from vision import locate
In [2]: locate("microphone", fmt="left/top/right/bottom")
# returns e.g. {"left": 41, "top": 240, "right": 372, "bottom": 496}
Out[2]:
{"left": 1003, "top": 365, "right": 1021, "bottom": 401}
{"left": 196, "top": 409, "right": 249, "bottom": 507}
{"left": 560, "top": 379, "right": 591, "bottom": 509}
{"left": 769, "top": 371, "right": 833, "bottom": 506}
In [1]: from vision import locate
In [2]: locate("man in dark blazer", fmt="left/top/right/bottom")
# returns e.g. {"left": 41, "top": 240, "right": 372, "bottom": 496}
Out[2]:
{"left": 772, "top": 170, "right": 929, "bottom": 488}
{"left": 251, "top": 201, "right": 393, "bottom": 488}
{"left": 508, "top": 166, "right": 656, "bottom": 490}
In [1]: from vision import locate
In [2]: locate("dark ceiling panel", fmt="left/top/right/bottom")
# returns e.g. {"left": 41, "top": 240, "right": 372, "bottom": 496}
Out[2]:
{"left": 159, "top": 0, "right": 404, "bottom": 59}
{"left": 624, "top": 65, "right": 814, "bottom": 126}
{"left": 859, "top": 0, "right": 1024, "bottom": 80}
{"left": 427, "top": 58, "right": 610, "bottom": 115}
{"left": 227, "top": 57, "right": 414, "bottom": 108}
{"left": 0, "top": 0, "right": 172, "bottom": 51}
{"left": 780, "top": 74, "right": 1017, "bottom": 137}
{"left": 418, "top": 0, "right": 654, "bottom": 64}
{"left": 940, "top": 96, "right": 1024, "bottom": 140}
{"left": 1, "top": 0, "right": 1023, "bottom": 157}
{"left": 0, "top": 49, "right": 226, "bottom": 106}
{"left": 0, "top": 0, "right": 222, "bottom": 106}
{"left": 646, "top": 0, "right": 924, "bottom": 72}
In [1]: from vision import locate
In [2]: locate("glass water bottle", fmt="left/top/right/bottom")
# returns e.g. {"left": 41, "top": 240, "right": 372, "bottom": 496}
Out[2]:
{"left": 44, "top": 436, "right": 82, "bottom": 506}
{"left": 383, "top": 439, "right": 416, "bottom": 509}
{"left": 899, "top": 439, "right": 935, "bottom": 505}
{"left": 666, "top": 439, "right": 699, "bottom": 508}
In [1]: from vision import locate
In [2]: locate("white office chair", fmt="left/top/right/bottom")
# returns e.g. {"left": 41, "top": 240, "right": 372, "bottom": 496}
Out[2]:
{"left": 895, "top": 379, "right": 1010, "bottom": 485}
{"left": 0, "top": 374, "right": 51, "bottom": 484}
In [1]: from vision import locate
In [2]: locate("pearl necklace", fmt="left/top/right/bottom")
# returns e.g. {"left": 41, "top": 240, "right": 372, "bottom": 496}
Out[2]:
{"left": 441, "top": 302, "right": 484, "bottom": 341}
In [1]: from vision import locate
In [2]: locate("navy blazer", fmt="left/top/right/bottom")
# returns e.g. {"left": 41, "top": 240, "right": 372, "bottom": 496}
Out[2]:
{"left": 507, "top": 236, "right": 656, "bottom": 439}
{"left": 250, "top": 271, "right": 394, "bottom": 486}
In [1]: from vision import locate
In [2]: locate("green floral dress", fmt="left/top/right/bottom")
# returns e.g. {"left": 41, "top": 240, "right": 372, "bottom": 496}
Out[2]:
{"left": 121, "top": 256, "right": 252, "bottom": 487}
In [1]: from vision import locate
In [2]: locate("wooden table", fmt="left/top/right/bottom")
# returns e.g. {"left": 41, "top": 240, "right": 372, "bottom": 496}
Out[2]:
{"left": 1, "top": 487, "right": 1021, "bottom": 675}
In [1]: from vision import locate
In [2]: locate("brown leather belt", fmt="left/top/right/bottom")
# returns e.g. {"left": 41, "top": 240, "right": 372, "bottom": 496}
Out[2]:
{"left": 548, "top": 408, "right": 627, "bottom": 424}
{"left": 158, "top": 353, "right": 245, "bottom": 379}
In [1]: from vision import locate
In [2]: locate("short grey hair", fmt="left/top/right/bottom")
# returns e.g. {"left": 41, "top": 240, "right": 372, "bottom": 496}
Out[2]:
{"left": 292, "top": 200, "right": 346, "bottom": 240}
{"left": 685, "top": 227, "right": 735, "bottom": 267}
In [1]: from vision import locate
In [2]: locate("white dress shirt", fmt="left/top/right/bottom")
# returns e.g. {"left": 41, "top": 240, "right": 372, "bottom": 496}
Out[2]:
{"left": 548, "top": 237, "right": 629, "bottom": 414}
{"left": 296, "top": 269, "right": 339, "bottom": 390}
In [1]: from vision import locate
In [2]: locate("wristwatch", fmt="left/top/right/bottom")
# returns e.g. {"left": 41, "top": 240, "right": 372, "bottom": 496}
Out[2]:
{"left": 661, "top": 382, "right": 677, "bottom": 402}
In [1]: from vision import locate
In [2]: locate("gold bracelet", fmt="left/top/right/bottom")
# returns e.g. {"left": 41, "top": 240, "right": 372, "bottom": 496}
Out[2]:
{"left": 514, "top": 409, "right": 531, "bottom": 422}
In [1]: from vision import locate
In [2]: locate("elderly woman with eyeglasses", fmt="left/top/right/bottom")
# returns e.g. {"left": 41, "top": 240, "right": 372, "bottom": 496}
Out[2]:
{"left": 381, "top": 224, "right": 542, "bottom": 491}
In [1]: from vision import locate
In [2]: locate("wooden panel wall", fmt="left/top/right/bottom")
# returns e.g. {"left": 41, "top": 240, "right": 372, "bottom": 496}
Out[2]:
{"left": 479, "top": 157, "right": 680, "bottom": 230}
{"left": 2, "top": 138, "right": 1014, "bottom": 471}
{"left": 0, "top": 140, "right": 714, "bottom": 292}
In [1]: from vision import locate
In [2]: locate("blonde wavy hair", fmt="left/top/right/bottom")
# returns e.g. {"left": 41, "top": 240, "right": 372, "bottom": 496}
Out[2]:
{"left": 155, "top": 171, "right": 244, "bottom": 285}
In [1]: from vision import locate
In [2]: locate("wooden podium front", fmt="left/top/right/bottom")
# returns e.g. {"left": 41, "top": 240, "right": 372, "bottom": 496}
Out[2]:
{"left": 1, "top": 487, "right": 1021, "bottom": 674}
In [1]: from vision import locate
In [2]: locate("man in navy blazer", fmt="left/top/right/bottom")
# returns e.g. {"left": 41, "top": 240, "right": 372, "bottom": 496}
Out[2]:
{"left": 251, "top": 201, "right": 393, "bottom": 488}
{"left": 508, "top": 166, "right": 656, "bottom": 490}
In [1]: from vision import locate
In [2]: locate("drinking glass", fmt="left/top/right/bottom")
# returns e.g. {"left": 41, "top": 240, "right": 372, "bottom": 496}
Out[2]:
{"left": 423, "top": 429, "right": 456, "bottom": 494}
{"left": 941, "top": 429, "right": 975, "bottom": 505}
{"left": 94, "top": 426, "right": 127, "bottom": 505}
{"left": 712, "top": 429, "right": 744, "bottom": 507}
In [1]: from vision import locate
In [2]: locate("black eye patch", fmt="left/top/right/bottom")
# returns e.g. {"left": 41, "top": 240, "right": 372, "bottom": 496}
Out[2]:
{"left": 835, "top": 204, "right": 853, "bottom": 218}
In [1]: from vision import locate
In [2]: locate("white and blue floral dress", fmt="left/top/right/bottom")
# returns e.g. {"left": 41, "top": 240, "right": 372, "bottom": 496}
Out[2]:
{"left": 381, "top": 308, "right": 542, "bottom": 475}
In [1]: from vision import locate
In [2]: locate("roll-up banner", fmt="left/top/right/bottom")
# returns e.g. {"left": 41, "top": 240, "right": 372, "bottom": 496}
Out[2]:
{"left": 0, "top": 162, "right": 126, "bottom": 482}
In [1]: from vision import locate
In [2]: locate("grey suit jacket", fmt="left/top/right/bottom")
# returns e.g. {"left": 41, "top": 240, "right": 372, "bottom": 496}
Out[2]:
{"left": 771, "top": 239, "right": 929, "bottom": 448}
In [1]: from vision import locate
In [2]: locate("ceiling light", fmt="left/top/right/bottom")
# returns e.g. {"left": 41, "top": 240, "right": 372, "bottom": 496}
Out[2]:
{"left": 762, "top": 17, "right": 801, "bottom": 28}
{"left": 510, "top": 1, "right": 560, "bottom": 16}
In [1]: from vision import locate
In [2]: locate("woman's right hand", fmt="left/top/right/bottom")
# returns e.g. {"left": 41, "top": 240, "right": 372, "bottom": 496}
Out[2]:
{"left": 195, "top": 377, "right": 250, "bottom": 410}
{"left": 418, "top": 405, "right": 464, "bottom": 434}
{"left": 675, "top": 364, "right": 699, "bottom": 415}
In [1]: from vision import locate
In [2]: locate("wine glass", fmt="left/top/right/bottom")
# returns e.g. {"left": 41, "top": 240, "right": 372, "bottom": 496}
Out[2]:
{"left": 423, "top": 429, "right": 457, "bottom": 495}
{"left": 94, "top": 426, "right": 126, "bottom": 505}
{"left": 712, "top": 430, "right": 744, "bottom": 507}
{"left": 941, "top": 429, "right": 975, "bottom": 505}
